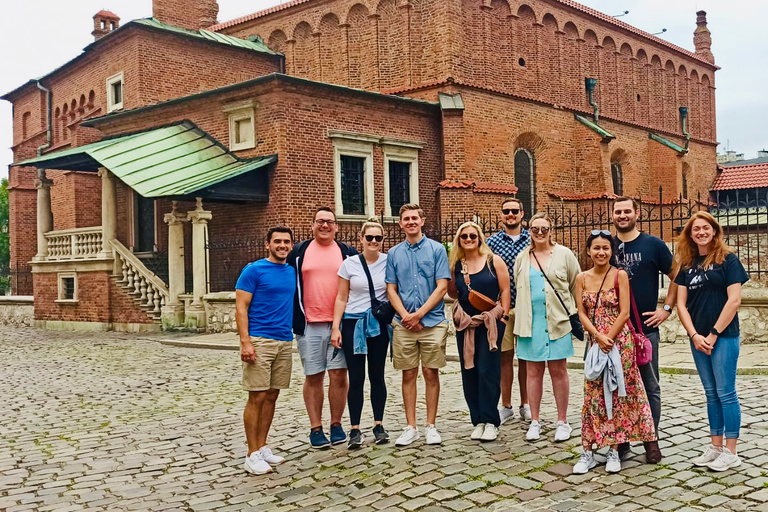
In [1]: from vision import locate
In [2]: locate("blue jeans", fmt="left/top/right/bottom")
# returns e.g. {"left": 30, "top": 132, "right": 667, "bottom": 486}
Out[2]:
{"left": 689, "top": 336, "right": 741, "bottom": 438}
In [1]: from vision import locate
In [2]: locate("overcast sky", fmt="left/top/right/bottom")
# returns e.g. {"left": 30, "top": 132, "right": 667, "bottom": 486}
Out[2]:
{"left": 1, "top": 0, "right": 766, "bottom": 180}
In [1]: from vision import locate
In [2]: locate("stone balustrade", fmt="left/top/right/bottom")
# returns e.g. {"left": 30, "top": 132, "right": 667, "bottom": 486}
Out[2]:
{"left": 111, "top": 240, "right": 170, "bottom": 316}
{"left": 44, "top": 227, "right": 103, "bottom": 260}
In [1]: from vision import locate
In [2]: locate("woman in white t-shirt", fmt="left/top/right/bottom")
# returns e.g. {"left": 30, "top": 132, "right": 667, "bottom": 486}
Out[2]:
{"left": 331, "top": 220, "right": 390, "bottom": 449}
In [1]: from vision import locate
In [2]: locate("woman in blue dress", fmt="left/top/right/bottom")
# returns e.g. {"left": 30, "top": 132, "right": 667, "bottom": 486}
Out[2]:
{"left": 513, "top": 213, "right": 581, "bottom": 443}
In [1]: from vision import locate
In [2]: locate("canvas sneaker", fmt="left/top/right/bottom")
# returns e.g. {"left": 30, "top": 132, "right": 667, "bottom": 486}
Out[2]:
{"left": 243, "top": 452, "right": 272, "bottom": 475}
{"left": 498, "top": 406, "right": 515, "bottom": 425}
{"left": 471, "top": 423, "right": 486, "bottom": 440}
{"left": 259, "top": 446, "right": 284, "bottom": 465}
{"left": 606, "top": 448, "right": 622, "bottom": 473}
{"left": 480, "top": 424, "right": 498, "bottom": 442}
{"left": 554, "top": 421, "right": 572, "bottom": 442}
{"left": 693, "top": 445, "right": 723, "bottom": 467}
{"left": 519, "top": 404, "right": 532, "bottom": 421}
{"left": 395, "top": 426, "right": 420, "bottom": 447}
{"left": 425, "top": 424, "right": 442, "bottom": 445}
{"left": 707, "top": 449, "right": 742, "bottom": 472}
{"left": 348, "top": 428, "right": 363, "bottom": 449}
{"left": 372, "top": 424, "right": 390, "bottom": 444}
{"left": 526, "top": 420, "right": 541, "bottom": 441}
{"left": 573, "top": 449, "right": 597, "bottom": 474}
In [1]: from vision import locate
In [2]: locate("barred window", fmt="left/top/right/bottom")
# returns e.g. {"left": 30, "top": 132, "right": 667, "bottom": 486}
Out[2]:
{"left": 341, "top": 155, "right": 366, "bottom": 215}
{"left": 388, "top": 161, "right": 411, "bottom": 214}
{"left": 514, "top": 149, "right": 536, "bottom": 214}
{"left": 611, "top": 163, "right": 624, "bottom": 195}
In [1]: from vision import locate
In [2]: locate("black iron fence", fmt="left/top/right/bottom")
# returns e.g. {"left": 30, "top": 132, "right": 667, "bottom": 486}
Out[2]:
{"left": 205, "top": 188, "right": 768, "bottom": 292}
{"left": 1, "top": 262, "right": 33, "bottom": 296}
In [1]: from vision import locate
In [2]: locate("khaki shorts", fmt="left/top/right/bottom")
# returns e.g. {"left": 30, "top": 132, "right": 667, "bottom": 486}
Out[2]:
{"left": 501, "top": 310, "right": 517, "bottom": 352}
{"left": 392, "top": 322, "right": 448, "bottom": 371}
{"left": 242, "top": 336, "right": 292, "bottom": 392}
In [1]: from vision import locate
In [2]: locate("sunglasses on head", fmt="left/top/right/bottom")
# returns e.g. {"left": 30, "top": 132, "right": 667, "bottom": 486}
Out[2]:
{"left": 591, "top": 229, "right": 612, "bottom": 236}
{"left": 364, "top": 235, "right": 383, "bottom": 242}
{"left": 459, "top": 233, "right": 478, "bottom": 241}
{"left": 530, "top": 226, "right": 550, "bottom": 234}
{"left": 502, "top": 208, "right": 521, "bottom": 215}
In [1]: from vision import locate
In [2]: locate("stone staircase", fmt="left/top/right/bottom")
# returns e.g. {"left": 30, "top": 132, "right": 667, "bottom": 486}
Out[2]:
{"left": 110, "top": 240, "right": 170, "bottom": 325}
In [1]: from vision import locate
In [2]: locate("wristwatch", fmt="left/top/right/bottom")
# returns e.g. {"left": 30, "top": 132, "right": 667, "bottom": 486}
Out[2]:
{"left": 710, "top": 327, "right": 721, "bottom": 336}
{"left": 662, "top": 304, "right": 672, "bottom": 313}
{"left": 502, "top": 314, "right": 510, "bottom": 321}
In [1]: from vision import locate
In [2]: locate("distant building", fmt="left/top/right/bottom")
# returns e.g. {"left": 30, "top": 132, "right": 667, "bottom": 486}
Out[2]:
{"left": 717, "top": 150, "right": 745, "bottom": 165}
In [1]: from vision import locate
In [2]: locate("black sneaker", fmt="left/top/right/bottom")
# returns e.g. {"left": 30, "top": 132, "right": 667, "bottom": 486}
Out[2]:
{"left": 372, "top": 424, "right": 390, "bottom": 444}
{"left": 617, "top": 442, "right": 631, "bottom": 461}
{"left": 348, "top": 429, "right": 363, "bottom": 449}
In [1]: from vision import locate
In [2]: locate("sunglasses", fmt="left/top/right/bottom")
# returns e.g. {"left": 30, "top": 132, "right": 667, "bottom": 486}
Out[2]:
{"left": 314, "top": 219, "right": 336, "bottom": 226}
{"left": 364, "top": 235, "right": 383, "bottom": 242}
{"left": 530, "top": 226, "right": 550, "bottom": 234}
{"left": 591, "top": 229, "right": 612, "bottom": 236}
{"left": 502, "top": 208, "right": 521, "bottom": 215}
{"left": 459, "top": 233, "right": 479, "bottom": 241}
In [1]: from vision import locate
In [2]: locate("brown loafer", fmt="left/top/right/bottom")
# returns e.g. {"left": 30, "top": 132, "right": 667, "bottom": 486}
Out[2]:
{"left": 644, "top": 441, "right": 663, "bottom": 464}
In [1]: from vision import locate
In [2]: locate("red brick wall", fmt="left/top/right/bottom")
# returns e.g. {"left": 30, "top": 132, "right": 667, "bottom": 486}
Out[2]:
{"left": 153, "top": 0, "right": 219, "bottom": 31}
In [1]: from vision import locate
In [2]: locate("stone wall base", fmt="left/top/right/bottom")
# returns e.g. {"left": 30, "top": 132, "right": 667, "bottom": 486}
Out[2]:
{"left": 0, "top": 296, "right": 34, "bottom": 327}
{"left": 34, "top": 319, "right": 160, "bottom": 333}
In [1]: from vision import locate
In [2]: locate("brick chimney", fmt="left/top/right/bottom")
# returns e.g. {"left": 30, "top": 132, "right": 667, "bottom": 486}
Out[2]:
{"left": 92, "top": 10, "right": 120, "bottom": 41}
{"left": 152, "top": 0, "right": 219, "bottom": 31}
{"left": 693, "top": 10, "right": 715, "bottom": 64}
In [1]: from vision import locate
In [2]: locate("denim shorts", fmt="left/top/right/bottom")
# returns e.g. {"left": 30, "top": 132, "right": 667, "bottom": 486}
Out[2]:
{"left": 296, "top": 322, "right": 347, "bottom": 376}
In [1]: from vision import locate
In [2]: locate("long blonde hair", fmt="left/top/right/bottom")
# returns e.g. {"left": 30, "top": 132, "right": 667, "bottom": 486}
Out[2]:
{"left": 528, "top": 212, "right": 555, "bottom": 247}
{"left": 448, "top": 221, "right": 494, "bottom": 270}
{"left": 674, "top": 211, "right": 731, "bottom": 271}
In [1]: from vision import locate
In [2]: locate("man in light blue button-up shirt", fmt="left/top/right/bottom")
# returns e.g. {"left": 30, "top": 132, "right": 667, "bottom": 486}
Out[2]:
{"left": 386, "top": 204, "right": 451, "bottom": 447}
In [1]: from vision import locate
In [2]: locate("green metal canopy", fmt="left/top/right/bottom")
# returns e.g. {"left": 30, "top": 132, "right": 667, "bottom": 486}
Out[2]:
{"left": 15, "top": 121, "right": 275, "bottom": 201}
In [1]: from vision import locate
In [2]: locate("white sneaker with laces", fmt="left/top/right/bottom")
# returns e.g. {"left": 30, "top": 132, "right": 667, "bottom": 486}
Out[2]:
{"left": 526, "top": 420, "right": 541, "bottom": 441}
{"left": 425, "top": 424, "right": 442, "bottom": 445}
{"left": 693, "top": 445, "right": 723, "bottom": 467}
{"left": 471, "top": 423, "right": 486, "bottom": 440}
{"left": 480, "top": 424, "right": 498, "bottom": 442}
{"left": 606, "top": 448, "right": 622, "bottom": 473}
{"left": 395, "top": 426, "right": 420, "bottom": 446}
{"left": 707, "top": 449, "right": 742, "bottom": 472}
{"left": 554, "top": 421, "right": 572, "bottom": 442}
{"left": 243, "top": 452, "right": 272, "bottom": 475}
{"left": 519, "top": 404, "right": 532, "bottom": 421}
{"left": 573, "top": 449, "right": 597, "bottom": 474}
{"left": 498, "top": 406, "right": 515, "bottom": 425}
{"left": 259, "top": 446, "right": 285, "bottom": 465}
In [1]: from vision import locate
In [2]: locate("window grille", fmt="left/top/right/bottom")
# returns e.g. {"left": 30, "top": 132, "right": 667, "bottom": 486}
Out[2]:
{"left": 388, "top": 161, "right": 411, "bottom": 214}
{"left": 341, "top": 155, "right": 365, "bottom": 215}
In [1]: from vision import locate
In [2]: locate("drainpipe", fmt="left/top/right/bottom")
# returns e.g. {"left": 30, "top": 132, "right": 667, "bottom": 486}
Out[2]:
{"left": 35, "top": 80, "right": 52, "bottom": 156}
{"left": 679, "top": 107, "right": 690, "bottom": 152}
{"left": 585, "top": 78, "right": 599, "bottom": 124}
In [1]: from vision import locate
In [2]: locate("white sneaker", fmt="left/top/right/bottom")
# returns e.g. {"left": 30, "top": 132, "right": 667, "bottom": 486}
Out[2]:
{"left": 573, "top": 449, "right": 597, "bottom": 474}
{"left": 693, "top": 445, "right": 723, "bottom": 467}
{"left": 395, "top": 426, "right": 420, "bottom": 446}
{"left": 526, "top": 420, "right": 541, "bottom": 441}
{"left": 425, "top": 424, "right": 442, "bottom": 445}
{"left": 480, "top": 424, "right": 498, "bottom": 442}
{"left": 554, "top": 421, "right": 572, "bottom": 442}
{"left": 471, "top": 423, "right": 486, "bottom": 440}
{"left": 519, "top": 404, "right": 532, "bottom": 421}
{"left": 606, "top": 448, "right": 622, "bottom": 473}
{"left": 259, "top": 446, "right": 285, "bottom": 465}
{"left": 707, "top": 449, "right": 742, "bottom": 472}
{"left": 498, "top": 406, "right": 515, "bottom": 425}
{"left": 243, "top": 452, "right": 272, "bottom": 475}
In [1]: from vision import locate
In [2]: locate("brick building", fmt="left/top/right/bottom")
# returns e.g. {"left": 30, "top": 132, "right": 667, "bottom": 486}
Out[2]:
{"left": 2, "top": 0, "right": 719, "bottom": 331}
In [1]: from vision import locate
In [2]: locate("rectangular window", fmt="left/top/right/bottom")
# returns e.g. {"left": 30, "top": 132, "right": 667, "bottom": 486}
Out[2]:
{"left": 234, "top": 117, "right": 253, "bottom": 146}
{"left": 388, "top": 161, "right": 411, "bottom": 215}
{"left": 225, "top": 103, "right": 256, "bottom": 151}
{"left": 341, "top": 155, "right": 366, "bottom": 216}
{"left": 382, "top": 142, "right": 420, "bottom": 218}
{"left": 57, "top": 273, "right": 77, "bottom": 302}
{"left": 106, "top": 72, "right": 124, "bottom": 112}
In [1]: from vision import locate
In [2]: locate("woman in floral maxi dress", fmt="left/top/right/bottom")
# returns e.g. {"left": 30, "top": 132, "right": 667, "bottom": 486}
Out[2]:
{"left": 574, "top": 231, "right": 656, "bottom": 474}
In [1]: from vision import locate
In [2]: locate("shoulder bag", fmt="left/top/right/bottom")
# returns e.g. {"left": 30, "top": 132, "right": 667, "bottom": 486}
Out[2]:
{"left": 613, "top": 269, "right": 653, "bottom": 366}
{"left": 531, "top": 250, "right": 584, "bottom": 340}
{"left": 359, "top": 254, "right": 396, "bottom": 325}
{"left": 461, "top": 257, "right": 498, "bottom": 312}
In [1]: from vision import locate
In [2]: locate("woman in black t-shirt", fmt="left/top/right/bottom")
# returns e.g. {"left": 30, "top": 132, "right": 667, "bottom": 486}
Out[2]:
{"left": 674, "top": 212, "right": 748, "bottom": 472}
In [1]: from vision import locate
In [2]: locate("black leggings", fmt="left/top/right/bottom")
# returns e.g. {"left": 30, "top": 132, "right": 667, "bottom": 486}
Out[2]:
{"left": 340, "top": 318, "right": 389, "bottom": 426}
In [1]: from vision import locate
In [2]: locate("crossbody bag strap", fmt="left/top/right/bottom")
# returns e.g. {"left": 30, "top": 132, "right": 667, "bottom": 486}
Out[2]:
{"left": 531, "top": 250, "right": 569, "bottom": 314}
{"left": 358, "top": 254, "right": 377, "bottom": 307}
{"left": 460, "top": 258, "right": 472, "bottom": 290}
{"left": 590, "top": 266, "right": 612, "bottom": 331}
{"left": 613, "top": 268, "right": 643, "bottom": 334}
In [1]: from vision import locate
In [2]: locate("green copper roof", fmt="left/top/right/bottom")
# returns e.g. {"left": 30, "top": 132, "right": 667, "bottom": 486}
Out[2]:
{"left": 574, "top": 114, "right": 615, "bottom": 142}
{"left": 132, "top": 18, "right": 278, "bottom": 55}
{"left": 15, "top": 121, "right": 276, "bottom": 198}
{"left": 649, "top": 132, "right": 688, "bottom": 155}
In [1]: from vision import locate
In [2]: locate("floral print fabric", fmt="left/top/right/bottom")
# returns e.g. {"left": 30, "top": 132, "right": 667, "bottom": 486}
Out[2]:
{"left": 581, "top": 286, "right": 656, "bottom": 448}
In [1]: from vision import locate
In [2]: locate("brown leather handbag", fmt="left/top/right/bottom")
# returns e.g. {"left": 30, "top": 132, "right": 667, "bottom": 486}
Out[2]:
{"left": 461, "top": 257, "right": 498, "bottom": 312}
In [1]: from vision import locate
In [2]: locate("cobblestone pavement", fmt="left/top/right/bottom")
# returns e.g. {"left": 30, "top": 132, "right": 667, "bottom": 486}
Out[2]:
{"left": 1, "top": 327, "right": 767, "bottom": 512}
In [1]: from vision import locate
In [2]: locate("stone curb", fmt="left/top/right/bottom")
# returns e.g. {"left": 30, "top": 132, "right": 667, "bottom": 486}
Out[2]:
{"left": 153, "top": 338, "right": 768, "bottom": 375}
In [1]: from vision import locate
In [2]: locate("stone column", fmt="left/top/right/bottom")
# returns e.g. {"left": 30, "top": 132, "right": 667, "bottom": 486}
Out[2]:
{"left": 186, "top": 197, "right": 212, "bottom": 330}
{"left": 33, "top": 169, "right": 53, "bottom": 261}
{"left": 98, "top": 167, "right": 117, "bottom": 256}
{"left": 161, "top": 201, "right": 187, "bottom": 329}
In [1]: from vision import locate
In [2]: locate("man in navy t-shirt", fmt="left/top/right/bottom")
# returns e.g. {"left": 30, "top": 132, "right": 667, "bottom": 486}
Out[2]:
{"left": 235, "top": 227, "right": 296, "bottom": 476}
{"left": 613, "top": 197, "right": 678, "bottom": 464}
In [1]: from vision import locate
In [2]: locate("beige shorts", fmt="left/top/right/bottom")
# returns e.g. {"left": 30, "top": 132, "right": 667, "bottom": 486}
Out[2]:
{"left": 242, "top": 336, "right": 292, "bottom": 392}
{"left": 392, "top": 322, "right": 448, "bottom": 371}
{"left": 501, "top": 310, "right": 517, "bottom": 352}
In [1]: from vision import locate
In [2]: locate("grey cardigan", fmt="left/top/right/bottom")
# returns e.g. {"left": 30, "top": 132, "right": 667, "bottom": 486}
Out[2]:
{"left": 584, "top": 342, "right": 626, "bottom": 419}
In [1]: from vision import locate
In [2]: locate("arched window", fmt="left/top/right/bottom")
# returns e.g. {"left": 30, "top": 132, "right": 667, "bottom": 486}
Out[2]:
{"left": 611, "top": 163, "right": 624, "bottom": 195}
{"left": 514, "top": 149, "right": 536, "bottom": 214}
{"left": 682, "top": 168, "right": 689, "bottom": 199}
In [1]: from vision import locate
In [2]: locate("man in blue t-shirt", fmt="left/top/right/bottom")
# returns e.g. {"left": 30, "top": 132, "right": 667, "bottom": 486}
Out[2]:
{"left": 612, "top": 197, "right": 678, "bottom": 464}
{"left": 235, "top": 227, "right": 296, "bottom": 476}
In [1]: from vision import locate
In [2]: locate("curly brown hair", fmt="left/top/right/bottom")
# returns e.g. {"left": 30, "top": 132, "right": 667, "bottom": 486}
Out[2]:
{"left": 674, "top": 211, "right": 731, "bottom": 272}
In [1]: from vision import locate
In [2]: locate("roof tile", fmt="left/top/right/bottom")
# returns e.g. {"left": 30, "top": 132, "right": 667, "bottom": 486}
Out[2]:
{"left": 712, "top": 163, "right": 768, "bottom": 191}
{"left": 473, "top": 182, "right": 518, "bottom": 194}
